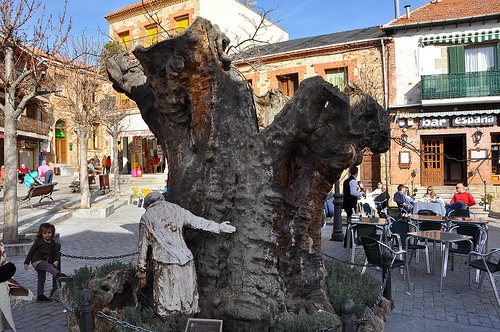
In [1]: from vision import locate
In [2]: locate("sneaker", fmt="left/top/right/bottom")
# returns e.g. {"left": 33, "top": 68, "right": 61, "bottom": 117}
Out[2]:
{"left": 55, "top": 273, "right": 73, "bottom": 282}
{"left": 37, "top": 295, "right": 52, "bottom": 302}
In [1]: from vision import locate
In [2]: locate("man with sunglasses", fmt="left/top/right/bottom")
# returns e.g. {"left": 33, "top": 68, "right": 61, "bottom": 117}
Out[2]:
{"left": 445, "top": 183, "right": 475, "bottom": 215}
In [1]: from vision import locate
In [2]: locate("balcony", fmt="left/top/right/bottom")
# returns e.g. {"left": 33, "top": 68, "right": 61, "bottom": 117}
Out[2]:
{"left": 0, "top": 112, "right": 50, "bottom": 136}
{"left": 421, "top": 70, "right": 500, "bottom": 102}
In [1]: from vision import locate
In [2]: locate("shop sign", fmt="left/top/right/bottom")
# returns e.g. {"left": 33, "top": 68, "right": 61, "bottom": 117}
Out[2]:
{"left": 452, "top": 115, "right": 497, "bottom": 127}
{"left": 420, "top": 118, "right": 449, "bottom": 129}
{"left": 24, "top": 141, "right": 38, "bottom": 149}
{"left": 40, "top": 142, "right": 50, "bottom": 152}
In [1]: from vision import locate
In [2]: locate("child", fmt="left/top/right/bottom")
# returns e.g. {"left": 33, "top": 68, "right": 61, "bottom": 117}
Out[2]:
{"left": 24, "top": 223, "right": 73, "bottom": 302}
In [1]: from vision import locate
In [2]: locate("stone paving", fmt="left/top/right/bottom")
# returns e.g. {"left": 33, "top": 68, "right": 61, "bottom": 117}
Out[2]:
{"left": 2, "top": 175, "right": 500, "bottom": 331}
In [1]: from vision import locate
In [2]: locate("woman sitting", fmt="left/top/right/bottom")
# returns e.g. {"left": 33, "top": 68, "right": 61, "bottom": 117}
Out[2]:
{"left": 422, "top": 186, "right": 443, "bottom": 202}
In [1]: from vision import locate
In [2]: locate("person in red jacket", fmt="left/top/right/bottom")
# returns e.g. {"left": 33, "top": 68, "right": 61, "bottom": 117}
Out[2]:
{"left": 445, "top": 183, "right": 476, "bottom": 215}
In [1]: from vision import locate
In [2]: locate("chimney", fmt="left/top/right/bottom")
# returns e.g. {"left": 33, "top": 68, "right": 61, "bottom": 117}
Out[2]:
{"left": 405, "top": 4, "right": 411, "bottom": 19}
{"left": 394, "top": 0, "right": 400, "bottom": 18}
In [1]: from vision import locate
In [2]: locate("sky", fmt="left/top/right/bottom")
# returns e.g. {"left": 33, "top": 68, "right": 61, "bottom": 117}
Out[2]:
{"left": 39, "top": 0, "right": 432, "bottom": 42}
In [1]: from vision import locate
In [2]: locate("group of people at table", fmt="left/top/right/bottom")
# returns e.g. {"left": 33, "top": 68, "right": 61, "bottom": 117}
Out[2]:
{"left": 339, "top": 166, "right": 476, "bottom": 221}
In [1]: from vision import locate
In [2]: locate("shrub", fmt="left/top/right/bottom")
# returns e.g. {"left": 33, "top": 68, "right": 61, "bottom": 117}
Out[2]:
{"left": 324, "top": 259, "right": 380, "bottom": 316}
{"left": 66, "top": 261, "right": 133, "bottom": 303}
{"left": 116, "top": 305, "right": 187, "bottom": 332}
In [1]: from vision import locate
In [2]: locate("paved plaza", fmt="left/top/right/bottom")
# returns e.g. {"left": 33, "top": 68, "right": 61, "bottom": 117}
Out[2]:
{"left": 1, "top": 173, "right": 500, "bottom": 331}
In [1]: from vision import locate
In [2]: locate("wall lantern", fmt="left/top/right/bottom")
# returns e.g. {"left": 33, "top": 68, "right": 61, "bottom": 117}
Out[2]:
{"left": 472, "top": 128, "right": 483, "bottom": 144}
{"left": 401, "top": 130, "right": 408, "bottom": 147}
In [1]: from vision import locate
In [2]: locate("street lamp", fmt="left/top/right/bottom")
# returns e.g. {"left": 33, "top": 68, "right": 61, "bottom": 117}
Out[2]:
{"left": 473, "top": 128, "right": 483, "bottom": 144}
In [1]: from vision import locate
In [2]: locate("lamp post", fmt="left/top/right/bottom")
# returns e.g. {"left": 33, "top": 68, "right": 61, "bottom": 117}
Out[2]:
{"left": 331, "top": 180, "right": 344, "bottom": 241}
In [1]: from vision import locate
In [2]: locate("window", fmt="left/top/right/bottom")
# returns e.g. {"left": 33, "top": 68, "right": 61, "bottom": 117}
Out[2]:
{"left": 55, "top": 76, "right": 65, "bottom": 97}
{"left": 89, "top": 123, "right": 100, "bottom": 150}
{"left": 492, "top": 134, "right": 500, "bottom": 179}
{"left": 176, "top": 15, "right": 189, "bottom": 32}
{"left": 325, "top": 68, "right": 348, "bottom": 91}
{"left": 448, "top": 44, "right": 498, "bottom": 73}
{"left": 278, "top": 74, "right": 298, "bottom": 98}
{"left": 118, "top": 31, "right": 130, "bottom": 49}
{"left": 55, "top": 120, "right": 66, "bottom": 139}
{"left": 146, "top": 24, "right": 158, "bottom": 46}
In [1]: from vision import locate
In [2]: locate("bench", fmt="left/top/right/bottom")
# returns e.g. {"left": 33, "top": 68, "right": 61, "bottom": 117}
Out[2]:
{"left": 18, "top": 182, "right": 58, "bottom": 209}
{"left": 69, "top": 175, "right": 95, "bottom": 193}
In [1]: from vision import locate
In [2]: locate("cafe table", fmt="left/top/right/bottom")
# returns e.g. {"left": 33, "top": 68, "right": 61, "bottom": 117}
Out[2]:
{"left": 413, "top": 200, "right": 446, "bottom": 216}
{"left": 406, "top": 230, "right": 472, "bottom": 292}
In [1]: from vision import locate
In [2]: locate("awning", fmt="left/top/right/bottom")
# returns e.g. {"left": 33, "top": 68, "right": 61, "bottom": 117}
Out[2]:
{"left": 397, "top": 109, "right": 500, "bottom": 118}
{"left": 421, "top": 29, "right": 500, "bottom": 46}
{"left": 105, "top": 113, "right": 156, "bottom": 138}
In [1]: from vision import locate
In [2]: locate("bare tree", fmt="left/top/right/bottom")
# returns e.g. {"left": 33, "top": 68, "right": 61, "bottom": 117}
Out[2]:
{"left": 0, "top": 0, "right": 71, "bottom": 243}
{"left": 99, "top": 95, "right": 129, "bottom": 195}
{"left": 55, "top": 31, "right": 107, "bottom": 208}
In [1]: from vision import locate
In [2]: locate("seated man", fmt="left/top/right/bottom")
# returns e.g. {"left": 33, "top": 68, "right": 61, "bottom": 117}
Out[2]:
{"left": 393, "top": 184, "right": 414, "bottom": 213}
{"left": 445, "top": 183, "right": 475, "bottom": 215}
{"left": 18, "top": 164, "right": 30, "bottom": 183}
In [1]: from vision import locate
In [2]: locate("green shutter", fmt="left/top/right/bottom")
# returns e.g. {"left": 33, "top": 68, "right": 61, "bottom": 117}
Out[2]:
{"left": 497, "top": 42, "right": 500, "bottom": 70}
{"left": 448, "top": 46, "right": 465, "bottom": 73}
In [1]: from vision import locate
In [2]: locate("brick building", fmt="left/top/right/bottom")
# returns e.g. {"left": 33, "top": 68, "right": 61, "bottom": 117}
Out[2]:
{"left": 382, "top": 0, "right": 500, "bottom": 204}
{"left": 234, "top": 27, "right": 390, "bottom": 189}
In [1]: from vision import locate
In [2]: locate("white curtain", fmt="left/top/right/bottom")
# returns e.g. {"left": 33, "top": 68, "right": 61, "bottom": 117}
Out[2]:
{"left": 465, "top": 46, "right": 495, "bottom": 72}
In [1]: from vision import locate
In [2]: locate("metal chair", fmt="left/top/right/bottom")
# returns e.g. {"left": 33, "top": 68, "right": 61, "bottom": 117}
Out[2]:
{"left": 458, "top": 248, "right": 500, "bottom": 306}
{"left": 447, "top": 208, "right": 475, "bottom": 218}
{"left": 359, "top": 236, "right": 410, "bottom": 291}
{"left": 417, "top": 220, "right": 444, "bottom": 231}
{"left": 416, "top": 209, "right": 437, "bottom": 216}
{"left": 142, "top": 188, "right": 151, "bottom": 197}
{"left": 388, "top": 219, "right": 430, "bottom": 273}
{"left": 349, "top": 223, "right": 385, "bottom": 266}
{"left": 449, "top": 224, "right": 487, "bottom": 271}
{"left": 382, "top": 206, "right": 407, "bottom": 221}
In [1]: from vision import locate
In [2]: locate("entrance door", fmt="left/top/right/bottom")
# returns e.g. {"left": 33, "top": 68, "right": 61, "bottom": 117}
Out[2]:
{"left": 56, "top": 139, "right": 68, "bottom": 163}
{"left": 422, "top": 137, "right": 444, "bottom": 186}
{"left": 360, "top": 151, "right": 381, "bottom": 191}
{"left": 443, "top": 135, "right": 466, "bottom": 185}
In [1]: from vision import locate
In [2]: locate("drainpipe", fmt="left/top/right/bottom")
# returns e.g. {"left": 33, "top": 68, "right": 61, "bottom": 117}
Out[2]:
{"left": 381, "top": 38, "right": 390, "bottom": 191}
{"left": 394, "top": 0, "right": 400, "bottom": 18}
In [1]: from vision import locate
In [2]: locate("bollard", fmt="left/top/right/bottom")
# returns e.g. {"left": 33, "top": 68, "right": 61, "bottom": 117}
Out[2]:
{"left": 331, "top": 180, "right": 344, "bottom": 241}
{"left": 79, "top": 289, "right": 94, "bottom": 332}
{"left": 340, "top": 299, "right": 356, "bottom": 332}
{"left": 381, "top": 251, "right": 394, "bottom": 309}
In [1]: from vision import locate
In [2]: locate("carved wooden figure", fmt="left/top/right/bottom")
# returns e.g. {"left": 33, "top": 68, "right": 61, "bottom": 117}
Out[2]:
{"left": 106, "top": 17, "right": 390, "bottom": 330}
{"left": 138, "top": 192, "right": 235, "bottom": 316}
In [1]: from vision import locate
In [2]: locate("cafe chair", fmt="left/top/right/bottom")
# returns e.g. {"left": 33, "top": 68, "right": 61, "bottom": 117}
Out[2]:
{"left": 416, "top": 209, "right": 437, "bottom": 216}
{"left": 388, "top": 219, "right": 430, "bottom": 273}
{"left": 142, "top": 188, "right": 151, "bottom": 197}
{"left": 449, "top": 224, "right": 487, "bottom": 271}
{"left": 447, "top": 208, "right": 475, "bottom": 218}
{"left": 349, "top": 223, "right": 385, "bottom": 267}
{"left": 359, "top": 236, "right": 411, "bottom": 291}
{"left": 458, "top": 248, "right": 500, "bottom": 306}
{"left": 417, "top": 220, "right": 444, "bottom": 231}
{"left": 381, "top": 206, "right": 407, "bottom": 222}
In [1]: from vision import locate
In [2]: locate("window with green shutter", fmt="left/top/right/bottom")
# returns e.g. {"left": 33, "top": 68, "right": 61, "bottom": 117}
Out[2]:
{"left": 448, "top": 46, "right": 465, "bottom": 73}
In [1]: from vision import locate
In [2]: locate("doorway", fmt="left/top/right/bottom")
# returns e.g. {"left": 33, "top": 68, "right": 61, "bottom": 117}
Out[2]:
{"left": 55, "top": 119, "right": 68, "bottom": 163}
{"left": 421, "top": 135, "right": 466, "bottom": 186}
{"left": 360, "top": 151, "right": 381, "bottom": 191}
{"left": 443, "top": 135, "right": 466, "bottom": 185}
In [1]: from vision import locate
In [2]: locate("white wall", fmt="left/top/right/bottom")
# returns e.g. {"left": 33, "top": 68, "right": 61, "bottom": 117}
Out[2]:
{"left": 391, "top": 21, "right": 500, "bottom": 106}
{"left": 200, "top": 0, "right": 288, "bottom": 48}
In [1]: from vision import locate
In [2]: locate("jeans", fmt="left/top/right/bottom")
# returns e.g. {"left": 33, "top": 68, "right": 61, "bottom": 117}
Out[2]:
{"left": 44, "top": 170, "right": 53, "bottom": 184}
{"left": 445, "top": 201, "right": 467, "bottom": 215}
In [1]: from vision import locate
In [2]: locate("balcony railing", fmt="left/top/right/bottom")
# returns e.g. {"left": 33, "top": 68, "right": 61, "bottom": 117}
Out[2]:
{"left": 421, "top": 70, "right": 500, "bottom": 100}
{"left": 0, "top": 112, "right": 50, "bottom": 136}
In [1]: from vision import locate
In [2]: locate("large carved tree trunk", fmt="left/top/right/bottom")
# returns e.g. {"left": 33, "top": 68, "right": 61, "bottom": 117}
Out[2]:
{"left": 106, "top": 17, "right": 390, "bottom": 331}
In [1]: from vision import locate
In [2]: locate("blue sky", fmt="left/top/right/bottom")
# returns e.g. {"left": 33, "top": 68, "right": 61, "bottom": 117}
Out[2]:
{"left": 40, "top": 0, "right": 431, "bottom": 41}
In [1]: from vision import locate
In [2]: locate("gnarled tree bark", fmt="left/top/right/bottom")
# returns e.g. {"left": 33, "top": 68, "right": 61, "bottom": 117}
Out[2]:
{"left": 106, "top": 17, "right": 390, "bottom": 331}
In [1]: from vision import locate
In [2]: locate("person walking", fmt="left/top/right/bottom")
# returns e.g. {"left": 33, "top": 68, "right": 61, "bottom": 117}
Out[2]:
{"left": 24, "top": 223, "right": 73, "bottom": 302}
{"left": 105, "top": 156, "right": 111, "bottom": 174}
